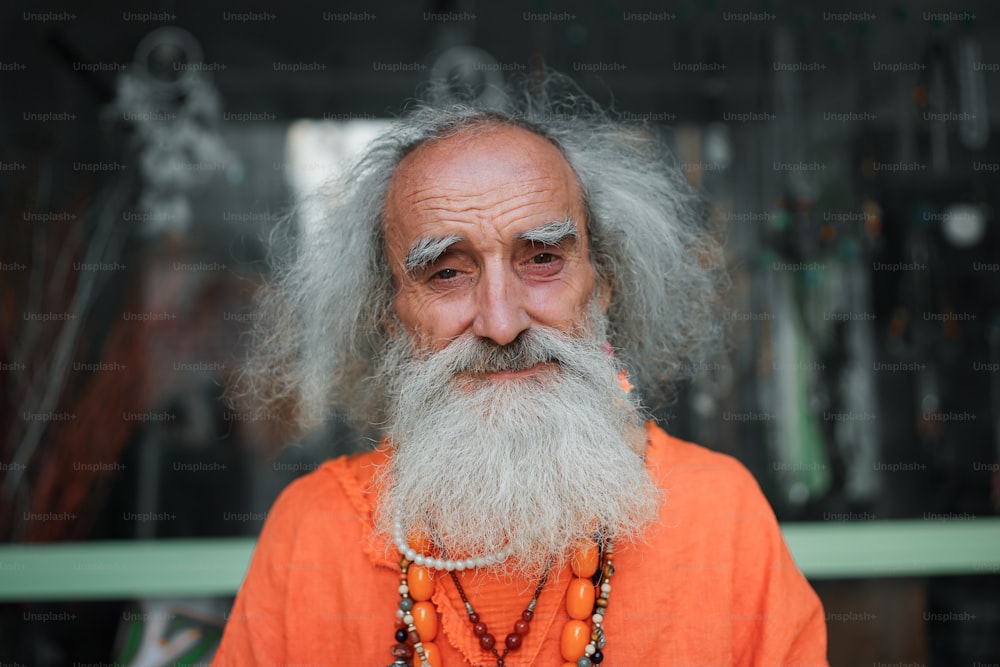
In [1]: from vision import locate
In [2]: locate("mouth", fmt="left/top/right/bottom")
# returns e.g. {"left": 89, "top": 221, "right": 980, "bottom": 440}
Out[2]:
{"left": 468, "top": 360, "right": 559, "bottom": 381}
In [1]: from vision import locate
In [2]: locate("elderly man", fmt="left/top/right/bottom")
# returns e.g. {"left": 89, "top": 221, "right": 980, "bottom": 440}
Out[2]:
{"left": 212, "top": 76, "right": 827, "bottom": 666}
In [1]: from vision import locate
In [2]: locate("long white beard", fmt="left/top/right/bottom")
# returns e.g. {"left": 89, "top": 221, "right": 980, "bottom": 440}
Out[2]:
{"left": 374, "top": 318, "right": 661, "bottom": 581}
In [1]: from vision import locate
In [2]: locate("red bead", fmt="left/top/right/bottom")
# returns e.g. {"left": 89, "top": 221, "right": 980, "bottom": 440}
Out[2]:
{"left": 469, "top": 612, "right": 480, "bottom": 623}
{"left": 407, "top": 630, "right": 420, "bottom": 645}
{"left": 522, "top": 610, "right": 534, "bottom": 622}
{"left": 479, "top": 633, "right": 496, "bottom": 650}
{"left": 473, "top": 622, "right": 487, "bottom": 636}
{"left": 514, "top": 619, "right": 529, "bottom": 635}
{"left": 505, "top": 633, "right": 522, "bottom": 650}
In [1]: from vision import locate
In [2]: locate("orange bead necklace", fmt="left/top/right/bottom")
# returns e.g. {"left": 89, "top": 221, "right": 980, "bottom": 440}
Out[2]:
{"left": 386, "top": 536, "right": 615, "bottom": 667}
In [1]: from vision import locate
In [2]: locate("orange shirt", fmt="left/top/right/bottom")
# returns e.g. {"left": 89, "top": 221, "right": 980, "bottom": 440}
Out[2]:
{"left": 213, "top": 423, "right": 828, "bottom": 666}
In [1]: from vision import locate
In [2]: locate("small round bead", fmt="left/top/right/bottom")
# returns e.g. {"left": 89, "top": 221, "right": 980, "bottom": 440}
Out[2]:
{"left": 577, "top": 657, "right": 592, "bottom": 667}
{"left": 522, "top": 610, "right": 534, "bottom": 622}
{"left": 592, "top": 613, "right": 604, "bottom": 625}
{"left": 398, "top": 584, "right": 409, "bottom": 595}
{"left": 591, "top": 649, "right": 605, "bottom": 664}
{"left": 505, "top": 632, "right": 522, "bottom": 650}
{"left": 399, "top": 598, "right": 413, "bottom": 611}
{"left": 414, "top": 554, "right": 425, "bottom": 566}
{"left": 473, "top": 622, "right": 487, "bottom": 636}
{"left": 395, "top": 629, "right": 407, "bottom": 642}
{"left": 601, "top": 583, "right": 611, "bottom": 593}
{"left": 403, "top": 613, "right": 414, "bottom": 625}
{"left": 514, "top": 619, "right": 529, "bottom": 635}
{"left": 469, "top": 613, "right": 480, "bottom": 624}
{"left": 479, "top": 633, "right": 496, "bottom": 650}
{"left": 585, "top": 643, "right": 596, "bottom": 655}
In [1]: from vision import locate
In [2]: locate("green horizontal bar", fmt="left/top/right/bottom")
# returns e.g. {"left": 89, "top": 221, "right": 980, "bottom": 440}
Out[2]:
{"left": 0, "top": 538, "right": 253, "bottom": 601}
{"left": 782, "top": 518, "right": 1000, "bottom": 580}
{"left": 0, "top": 520, "right": 997, "bottom": 600}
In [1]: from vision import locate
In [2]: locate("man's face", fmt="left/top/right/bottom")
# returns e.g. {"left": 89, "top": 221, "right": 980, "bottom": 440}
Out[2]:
{"left": 384, "top": 123, "right": 604, "bottom": 374}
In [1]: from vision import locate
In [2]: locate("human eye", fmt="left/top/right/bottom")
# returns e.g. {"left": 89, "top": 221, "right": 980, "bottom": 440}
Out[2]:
{"left": 430, "top": 267, "right": 460, "bottom": 282}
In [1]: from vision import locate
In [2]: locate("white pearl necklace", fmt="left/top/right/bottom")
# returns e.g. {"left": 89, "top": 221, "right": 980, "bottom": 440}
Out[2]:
{"left": 392, "top": 516, "right": 514, "bottom": 571}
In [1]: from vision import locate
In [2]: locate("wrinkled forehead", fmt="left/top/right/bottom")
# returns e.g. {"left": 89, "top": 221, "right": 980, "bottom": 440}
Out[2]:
{"left": 384, "top": 123, "right": 585, "bottom": 222}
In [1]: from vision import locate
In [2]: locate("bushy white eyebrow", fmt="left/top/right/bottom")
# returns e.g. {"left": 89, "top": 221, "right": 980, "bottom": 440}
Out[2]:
{"left": 516, "top": 219, "right": 578, "bottom": 245}
{"left": 405, "top": 234, "right": 463, "bottom": 273}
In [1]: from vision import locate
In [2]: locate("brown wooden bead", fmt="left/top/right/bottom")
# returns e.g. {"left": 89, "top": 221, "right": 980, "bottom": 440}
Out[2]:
{"left": 479, "top": 633, "right": 496, "bottom": 650}
{"left": 522, "top": 609, "right": 534, "bottom": 622}
{"left": 514, "top": 619, "right": 529, "bottom": 635}
{"left": 407, "top": 629, "right": 420, "bottom": 645}
{"left": 391, "top": 643, "right": 413, "bottom": 658}
{"left": 505, "top": 632, "right": 522, "bottom": 650}
{"left": 595, "top": 597, "right": 609, "bottom": 608}
{"left": 473, "top": 622, "right": 487, "bottom": 636}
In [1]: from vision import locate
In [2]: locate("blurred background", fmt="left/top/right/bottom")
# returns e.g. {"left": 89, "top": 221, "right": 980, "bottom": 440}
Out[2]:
{"left": 1, "top": 0, "right": 999, "bottom": 664}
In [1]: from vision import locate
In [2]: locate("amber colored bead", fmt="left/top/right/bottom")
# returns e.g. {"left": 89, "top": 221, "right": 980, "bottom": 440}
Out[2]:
{"left": 505, "top": 632, "right": 522, "bottom": 650}
{"left": 566, "top": 577, "right": 596, "bottom": 620}
{"left": 412, "top": 601, "right": 438, "bottom": 641}
{"left": 473, "top": 622, "right": 487, "bottom": 636}
{"left": 407, "top": 565, "right": 434, "bottom": 601}
{"left": 409, "top": 530, "right": 432, "bottom": 554}
{"left": 571, "top": 543, "right": 600, "bottom": 578}
{"left": 480, "top": 633, "right": 496, "bottom": 650}
{"left": 513, "top": 619, "right": 529, "bottom": 635}
{"left": 407, "top": 629, "right": 420, "bottom": 645}
{"left": 560, "top": 620, "right": 590, "bottom": 661}
{"left": 595, "top": 597, "right": 609, "bottom": 608}
{"left": 422, "top": 640, "right": 442, "bottom": 667}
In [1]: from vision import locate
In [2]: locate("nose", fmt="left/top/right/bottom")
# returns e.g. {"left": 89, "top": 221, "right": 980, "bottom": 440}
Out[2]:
{"left": 471, "top": 264, "right": 530, "bottom": 346}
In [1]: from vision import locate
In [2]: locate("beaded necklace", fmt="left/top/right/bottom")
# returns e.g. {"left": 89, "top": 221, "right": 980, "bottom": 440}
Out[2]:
{"left": 385, "top": 534, "right": 615, "bottom": 667}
